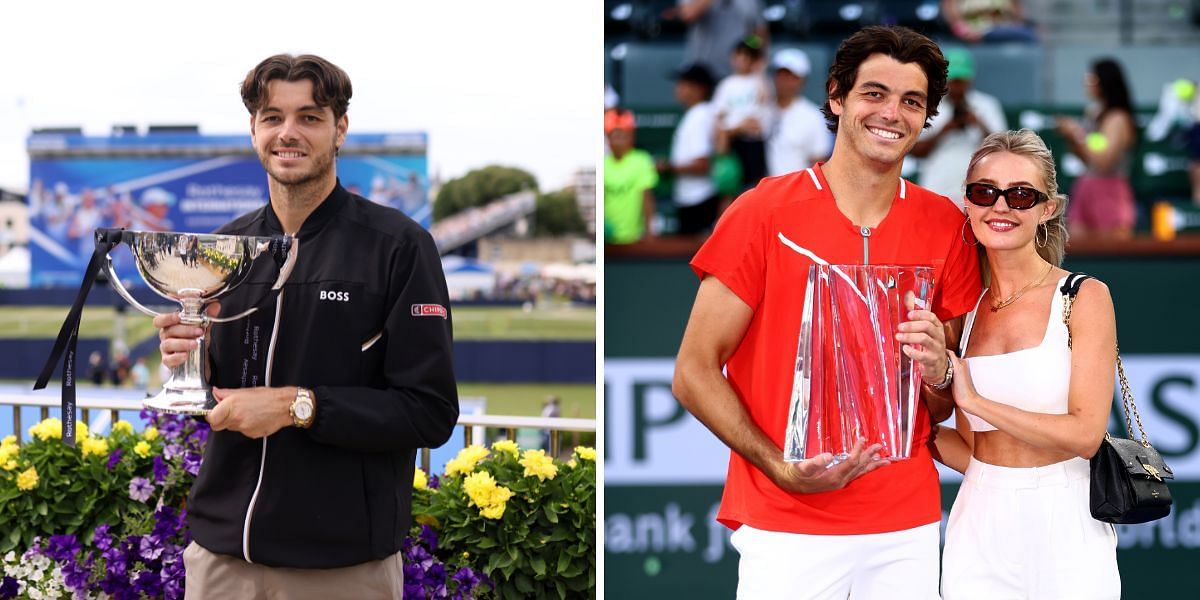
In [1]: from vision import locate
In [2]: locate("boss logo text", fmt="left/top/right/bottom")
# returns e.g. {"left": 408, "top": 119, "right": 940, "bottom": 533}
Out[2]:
{"left": 319, "top": 290, "right": 350, "bottom": 302}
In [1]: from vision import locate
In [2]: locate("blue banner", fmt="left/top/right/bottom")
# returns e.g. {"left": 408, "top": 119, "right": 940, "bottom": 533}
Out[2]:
{"left": 27, "top": 132, "right": 428, "bottom": 287}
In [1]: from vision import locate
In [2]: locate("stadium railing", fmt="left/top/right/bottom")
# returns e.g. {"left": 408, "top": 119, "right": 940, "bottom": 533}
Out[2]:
{"left": 0, "top": 395, "right": 598, "bottom": 475}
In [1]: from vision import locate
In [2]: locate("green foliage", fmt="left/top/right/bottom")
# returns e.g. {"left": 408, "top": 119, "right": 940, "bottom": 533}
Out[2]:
{"left": 0, "top": 418, "right": 196, "bottom": 554}
{"left": 413, "top": 444, "right": 597, "bottom": 599}
{"left": 434, "top": 166, "right": 539, "bottom": 221}
{"left": 534, "top": 189, "right": 587, "bottom": 237}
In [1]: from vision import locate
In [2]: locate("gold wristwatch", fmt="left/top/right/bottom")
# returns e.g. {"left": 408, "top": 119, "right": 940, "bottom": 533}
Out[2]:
{"left": 290, "top": 387, "right": 315, "bottom": 428}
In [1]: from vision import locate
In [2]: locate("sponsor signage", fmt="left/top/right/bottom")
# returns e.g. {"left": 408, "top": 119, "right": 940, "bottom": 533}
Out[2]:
{"left": 26, "top": 132, "right": 429, "bottom": 287}
{"left": 605, "top": 356, "right": 1200, "bottom": 598}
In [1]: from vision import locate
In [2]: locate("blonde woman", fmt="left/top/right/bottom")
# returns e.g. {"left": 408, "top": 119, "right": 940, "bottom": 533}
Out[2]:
{"left": 935, "top": 130, "right": 1120, "bottom": 599}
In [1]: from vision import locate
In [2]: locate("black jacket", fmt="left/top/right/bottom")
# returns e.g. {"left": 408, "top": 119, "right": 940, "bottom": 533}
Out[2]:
{"left": 186, "top": 182, "right": 458, "bottom": 568}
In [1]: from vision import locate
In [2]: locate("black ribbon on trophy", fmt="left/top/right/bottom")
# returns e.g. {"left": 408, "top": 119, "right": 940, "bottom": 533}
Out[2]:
{"left": 33, "top": 229, "right": 125, "bottom": 447}
{"left": 34, "top": 228, "right": 296, "bottom": 446}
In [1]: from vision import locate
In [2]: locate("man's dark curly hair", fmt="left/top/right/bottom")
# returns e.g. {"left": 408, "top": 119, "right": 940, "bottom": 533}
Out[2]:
{"left": 821, "top": 26, "right": 948, "bottom": 134}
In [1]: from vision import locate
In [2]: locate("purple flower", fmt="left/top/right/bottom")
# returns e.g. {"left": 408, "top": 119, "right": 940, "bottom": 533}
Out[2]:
{"left": 44, "top": 534, "right": 81, "bottom": 561}
{"left": 94, "top": 524, "right": 114, "bottom": 551}
{"left": 153, "top": 506, "right": 183, "bottom": 540}
{"left": 106, "top": 448, "right": 123, "bottom": 471}
{"left": 0, "top": 576, "right": 18, "bottom": 599}
{"left": 133, "top": 570, "right": 163, "bottom": 597}
{"left": 61, "top": 552, "right": 93, "bottom": 592}
{"left": 419, "top": 524, "right": 438, "bottom": 553}
{"left": 152, "top": 456, "right": 169, "bottom": 483}
{"left": 129, "top": 477, "right": 154, "bottom": 502}
{"left": 159, "top": 417, "right": 183, "bottom": 439}
{"left": 403, "top": 582, "right": 425, "bottom": 599}
{"left": 182, "top": 451, "right": 203, "bottom": 476}
{"left": 163, "top": 442, "right": 183, "bottom": 460}
{"left": 139, "top": 536, "right": 164, "bottom": 562}
{"left": 428, "top": 474, "right": 441, "bottom": 489}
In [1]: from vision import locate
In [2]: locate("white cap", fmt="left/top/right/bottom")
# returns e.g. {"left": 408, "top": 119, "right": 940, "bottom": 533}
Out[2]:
{"left": 772, "top": 48, "right": 811, "bottom": 77}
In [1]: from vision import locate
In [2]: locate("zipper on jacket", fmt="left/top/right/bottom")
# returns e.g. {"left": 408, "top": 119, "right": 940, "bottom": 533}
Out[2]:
{"left": 242, "top": 287, "right": 286, "bottom": 563}
{"left": 860, "top": 226, "right": 871, "bottom": 264}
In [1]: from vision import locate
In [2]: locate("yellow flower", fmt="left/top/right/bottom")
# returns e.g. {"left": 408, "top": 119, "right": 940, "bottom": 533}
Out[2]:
{"left": 462, "top": 551, "right": 470, "bottom": 559}
{"left": 30, "top": 418, "right": 62, "bottom": 441}
{"left": 519, "top": 449, "right": 558, "bottom": 482}
{"left": 81, "top": 437, "right": 110, "bottom": 459}
{"left": 463, "top": 471, "right": 514, "bottom": 513}
{"left": 491, "top": 439, "right": 519, "bottom": 457}
{"left": 1, "top": 435, "right": 15, "bottom": 446}
{"left": 76, "top": 421, "right": 89, "bottom": 440}
{"left": 2, "top": 460, "right": 16, "bottom": 471}
{"left": 0, "top": 445, "right": 16, "bottom": 464}
{"left": 574, "top": 446, "right": 596, "bottom": 461}
{"left": 143, "top": 427, "right": 159, "bottom": 441}
{"left": 112, "top": 420, "right": 134, "bottom": 435}
{"left": 444, "top": 444, "right": 490, "bottom": 477}
{"left": 567, "top": 459, "right": 577, "bottom": 468}
{"left": 133, "top": 441, "right": 152, "bottom": 458}
{"left": 413, "top": 468, "right": 428, "bottom": 490}
{"left": 480, "top": 503, "right": 506, "bottom": 520}
{"left": 16, "top": 466, "right": 39, "bottom": 491}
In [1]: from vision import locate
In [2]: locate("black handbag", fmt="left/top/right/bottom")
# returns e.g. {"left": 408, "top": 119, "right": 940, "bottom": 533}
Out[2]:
{"left": 1062, "top": 273, "right": 1173, "bottom": 524}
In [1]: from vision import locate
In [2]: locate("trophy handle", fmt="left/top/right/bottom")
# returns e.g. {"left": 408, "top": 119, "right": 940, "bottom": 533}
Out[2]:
{"left": 208, "top": 235, "right": 300, "bottom": 324}
{"left": 102, "top": 253, "right": 165, "bottom": 319}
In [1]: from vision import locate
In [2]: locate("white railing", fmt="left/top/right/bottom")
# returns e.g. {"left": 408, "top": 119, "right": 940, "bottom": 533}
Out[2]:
{"left": 0, "top": 393, "right": 596, "bottom": 474}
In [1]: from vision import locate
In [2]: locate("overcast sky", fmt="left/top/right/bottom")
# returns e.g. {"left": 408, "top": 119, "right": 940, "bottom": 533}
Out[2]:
{"left": 0, "top": 1, "right": 600, "bottom": 193}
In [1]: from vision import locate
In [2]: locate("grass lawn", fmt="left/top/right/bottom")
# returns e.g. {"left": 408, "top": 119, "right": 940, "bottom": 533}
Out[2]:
{"left": 457, "top": 383, "right": 595, "bottom": 419}
{"left": 0, "top": 306, "right": 595, "bottom": 341}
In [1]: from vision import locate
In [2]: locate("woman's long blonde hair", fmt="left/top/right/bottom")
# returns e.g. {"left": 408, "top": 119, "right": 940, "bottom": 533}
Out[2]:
{"left": 965, "top": 129, "right": 1069, "bottom": 267}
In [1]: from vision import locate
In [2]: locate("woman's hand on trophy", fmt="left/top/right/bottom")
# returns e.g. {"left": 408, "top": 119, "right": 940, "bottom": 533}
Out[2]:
{"left": 771, "top": 440, "right": 890, "bottom": 494}
{"left": 155, "top": 302, "right": 221, "bottom": 368}
{"left": 207, "top": 386, "right": 293, "bottom": 439}
{"left": 895, "top": 295, "right": 948, "bottom": 383}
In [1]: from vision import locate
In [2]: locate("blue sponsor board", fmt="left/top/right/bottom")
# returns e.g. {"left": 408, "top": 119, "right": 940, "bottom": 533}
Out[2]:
{"left": 27, "top": 132, "right": 428, "bottom": 287}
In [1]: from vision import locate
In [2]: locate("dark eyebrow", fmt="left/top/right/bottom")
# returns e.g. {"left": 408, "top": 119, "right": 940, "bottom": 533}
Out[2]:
{"left": 259, "top": 105, "right": 325, "bottom": 114}
{"left": 859, "top": 80, "right": 927, "bottom": 102}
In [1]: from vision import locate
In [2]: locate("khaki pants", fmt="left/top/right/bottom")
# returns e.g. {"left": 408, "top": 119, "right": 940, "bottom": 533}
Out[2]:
{"left": 183, "top": 542, "right": 404, "bottom": 599}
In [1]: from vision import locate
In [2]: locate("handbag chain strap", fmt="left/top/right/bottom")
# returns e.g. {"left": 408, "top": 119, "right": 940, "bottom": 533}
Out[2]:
{"left": 1061, "top": 273, "right": 1150, "bottom": 446}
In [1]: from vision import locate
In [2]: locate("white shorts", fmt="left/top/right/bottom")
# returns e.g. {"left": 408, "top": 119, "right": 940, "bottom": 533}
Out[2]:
{"left": 730, "top": 522, "right": 940, "bottom": 600}
{"left": 942, "top": 456, "right": 1120, "bottom": 600}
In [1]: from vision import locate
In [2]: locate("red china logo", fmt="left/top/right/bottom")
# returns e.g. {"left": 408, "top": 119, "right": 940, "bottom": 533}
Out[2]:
{"left": 411, "top": 304, "right": 448, "bottom": 319}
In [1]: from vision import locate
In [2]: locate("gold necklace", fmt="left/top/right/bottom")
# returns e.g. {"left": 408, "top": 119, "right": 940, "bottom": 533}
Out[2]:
{"left": 990, "top": 264, "right": 1053, "bottom": 312}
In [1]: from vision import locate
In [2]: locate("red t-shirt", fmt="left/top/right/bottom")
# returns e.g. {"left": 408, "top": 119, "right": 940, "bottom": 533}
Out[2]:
{"left": 690, "top": 164, "right": 982, "bottom": 535}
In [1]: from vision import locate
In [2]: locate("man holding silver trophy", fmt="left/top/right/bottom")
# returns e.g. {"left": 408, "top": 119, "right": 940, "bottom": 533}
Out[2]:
{"left": 151, "top": 54, "right": 458, "bottom": 597}
{"left": 674, "top": 27, "right": 982, "bottom": 598}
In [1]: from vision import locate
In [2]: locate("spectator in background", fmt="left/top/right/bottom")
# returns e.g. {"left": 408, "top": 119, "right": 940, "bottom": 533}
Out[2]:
{"left": 110, "top": 351, "right": 132, "bottom": 387}
{"left": 659, "top": 64, "right": 720, "bottom": 236}
{"left": 713, "top": 36, "right": 771, "bottom": 194}
{"left": 604, "top": 109, "right": 660, "bottom": 244}
{"left": 1056, "top": 58, "right": 1137, "bottom": 240}
{"left": 765, "top": 48, "right": 832, "bottom": 177}
{"left": 942, "top": 0, "right": 1036, "bottom": 43}
{"left": 541, "top": 395, "right": 561, "bottom": 452}
{"left": 911, "top": 48, "right": 1007, "bottom": 206}
{"left": 664, "top": 0, "right": 767, "bottom": 80}
{"left": 87, "top": 351, "right": 107, "bottom": 386}
{"left": 130, "top": 357, "right": 150, "bottom": 393}
{"left": 1189, "top": 91, "right": 1200, "bottom": 206}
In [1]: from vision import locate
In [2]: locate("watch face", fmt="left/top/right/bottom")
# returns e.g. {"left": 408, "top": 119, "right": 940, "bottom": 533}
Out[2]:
{"left": 295, "top": 400, "right": 313, "bottom": 421}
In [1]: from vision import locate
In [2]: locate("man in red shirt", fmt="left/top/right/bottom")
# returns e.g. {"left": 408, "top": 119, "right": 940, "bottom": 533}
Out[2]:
{"left": 674, "top": 26, "right": 982, "bottom": 598}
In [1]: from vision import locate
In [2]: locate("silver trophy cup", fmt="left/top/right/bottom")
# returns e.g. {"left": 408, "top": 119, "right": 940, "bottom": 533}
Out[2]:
{"left": 102, "top": 230, "right": 298, "bottom": 415}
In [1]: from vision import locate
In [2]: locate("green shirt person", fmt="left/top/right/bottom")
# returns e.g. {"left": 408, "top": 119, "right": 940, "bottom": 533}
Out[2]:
{"left": 604, "top": 109, "right": 659, "bottom": 244}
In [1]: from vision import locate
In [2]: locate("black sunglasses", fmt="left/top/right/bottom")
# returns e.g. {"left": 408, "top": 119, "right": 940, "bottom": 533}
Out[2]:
{"left": 964, "top": 182, "right": 1049, "bottom": 210}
